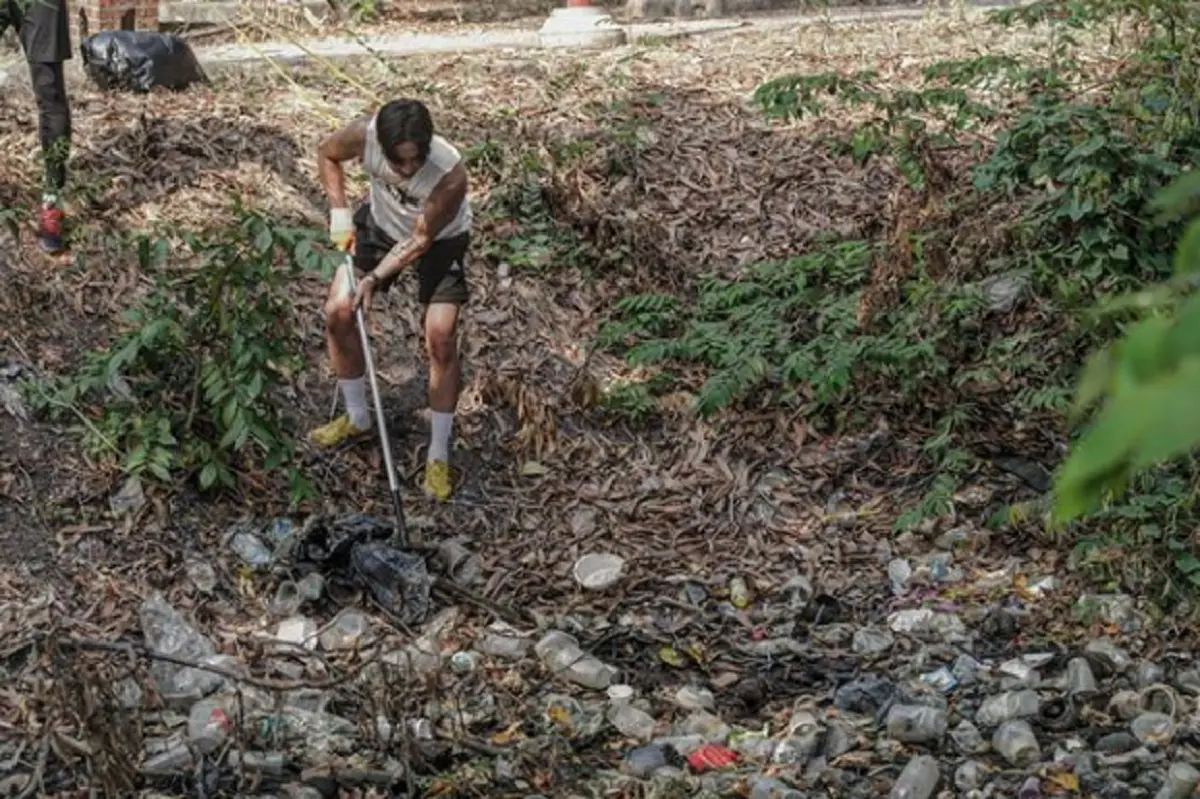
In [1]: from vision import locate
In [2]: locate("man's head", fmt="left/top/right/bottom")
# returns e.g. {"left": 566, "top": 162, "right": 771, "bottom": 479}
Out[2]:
{"left": 376, "top": 98, "right": 434, "bottom": 179}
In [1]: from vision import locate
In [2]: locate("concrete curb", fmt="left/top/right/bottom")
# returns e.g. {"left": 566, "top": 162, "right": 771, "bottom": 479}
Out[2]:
{"left": 194, "top": 1, "right": 1018, "bottom": 70}
{"left": 0, "top": 1, "right": 1021, "bottom": 82}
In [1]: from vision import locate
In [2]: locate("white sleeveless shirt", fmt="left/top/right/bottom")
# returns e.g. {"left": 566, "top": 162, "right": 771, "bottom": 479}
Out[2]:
{"left": 363, "top": 115, "right": 472, "bottom": 243}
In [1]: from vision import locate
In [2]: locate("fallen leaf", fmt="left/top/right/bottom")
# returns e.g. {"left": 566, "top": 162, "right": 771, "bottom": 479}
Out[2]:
{"left": 521, "top": 461, "right": 549, "bottom": 477}
{"left": 658, "top": 646, "right": 685, "bottom": 667}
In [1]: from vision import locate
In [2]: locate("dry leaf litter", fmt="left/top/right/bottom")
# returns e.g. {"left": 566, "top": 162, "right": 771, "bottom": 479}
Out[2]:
{"left": 0, "top": 12, "right": 1196, "bottom": 799}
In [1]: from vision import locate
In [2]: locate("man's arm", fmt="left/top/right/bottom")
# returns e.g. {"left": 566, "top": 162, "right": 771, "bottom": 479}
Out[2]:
{"left": 370, "top": 162, "right": 469, "bottom": 283}
{"left": 318, "top": 116, "right": 370, "bottom": 208}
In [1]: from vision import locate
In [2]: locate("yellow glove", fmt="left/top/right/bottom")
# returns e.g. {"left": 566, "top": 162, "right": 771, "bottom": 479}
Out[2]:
{"left": 329, "top": 207, "right": 354, "bottom": 252}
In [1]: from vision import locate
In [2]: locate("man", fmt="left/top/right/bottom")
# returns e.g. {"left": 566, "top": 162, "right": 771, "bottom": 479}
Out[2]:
{"left": 312, "top": 98, "right": 472, "bottom": 503}
{"left": 1, "top": 0, "right": 73, "bottom": 253}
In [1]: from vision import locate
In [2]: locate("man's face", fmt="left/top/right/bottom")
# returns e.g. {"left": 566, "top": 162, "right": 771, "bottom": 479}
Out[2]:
{"left": 387, "top": 142, "right": 424, "bottom": 179}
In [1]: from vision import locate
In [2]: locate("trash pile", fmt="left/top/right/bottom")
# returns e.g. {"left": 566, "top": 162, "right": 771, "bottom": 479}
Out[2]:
{"left": 5, "top": 509, "right": 1194, "bottom": 798}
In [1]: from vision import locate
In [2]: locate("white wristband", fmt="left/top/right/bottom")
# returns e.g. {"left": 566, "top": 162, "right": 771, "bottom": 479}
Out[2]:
{"left": 330, "top": 207, "right": 353, "bottom": 232}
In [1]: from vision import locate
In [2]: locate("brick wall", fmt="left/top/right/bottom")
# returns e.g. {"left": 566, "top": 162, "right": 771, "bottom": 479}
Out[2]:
{"left": 73, "top": 0, "right": 160, "bottom": 43}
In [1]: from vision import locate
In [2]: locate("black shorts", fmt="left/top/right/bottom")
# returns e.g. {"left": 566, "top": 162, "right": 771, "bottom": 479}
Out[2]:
{"left": 353, "top": 203, "right": 470, "bottom": 307}
{"left": 0, "top": 0, "right": 71, "bottom": 63}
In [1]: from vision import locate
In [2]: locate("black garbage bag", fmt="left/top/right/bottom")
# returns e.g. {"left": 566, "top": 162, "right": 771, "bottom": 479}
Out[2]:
{"left": 296, "top": 513, "right": 395, "bottom": 568}
{"left": 351, "top": 540, "right": 432, "bottom": 625}
{"left": 80, "top": 30, "right": 207, "bottom": 93}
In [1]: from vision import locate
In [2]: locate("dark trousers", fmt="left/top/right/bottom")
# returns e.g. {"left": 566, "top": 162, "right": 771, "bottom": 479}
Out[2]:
{"left": 1, "top": 0, "right": 72, "bottom": 195}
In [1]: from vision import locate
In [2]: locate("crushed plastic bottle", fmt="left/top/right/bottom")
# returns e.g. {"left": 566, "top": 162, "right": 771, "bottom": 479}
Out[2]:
{"left": 185, "top": 559, "right": 217, "bottom": 594}
{"left": 607, "top": 702, "right": 656, "bottom": 741}
{"left": 993, "top": 720, "right": 1040, "bottom": 766}
{"left": 187, "top": 697, "right": 232, "bottom": 754}
{"left": 226, "top": 750, "right": 289, "bottom": 776}
{"left": 140, "top": 741, "right": 194, "bottom": 775}
{"left": 622, "top": 743, "right": 670, "bottom": 778}
{"left": 319, "top": 609, "right": 369, "bottom": 651}
{"left": 950, "top": 720, "right": 985, "bottom": 753}
{"left": 891, "top": 754, "right": 939, "bottom": 799}
{"left": 1131, "top": 711, "right": 1176, "bottom": 746}
{"left": 139, "top": 592, "right": 222, "bottom": 698}
{"left": 1066, "top": 657, "right": 1098, "bottom": 697}
{"left": 270, "top": 581, "right": 303, "bottom": 617}
{"left": 228, "top": 527, "right": 274, "bottom": 567}
{"left": 674, "top": 686, "right": 715, "bottom": 711}
{"left": 852, "top": 627, "right": 894, "bottom": 655}
{"left": 534, "top": 630, "right": 617, "bottom": 690}
{"left": 297, "top": 572, "right": 324, "bottom": 602}
{"left": 1157, "top": 762, "right": 1200, "bottom": 799}
{"left": 885, "top": 704, "right": 947, "bottom": 743}
{"left": 919, "top": 666, "right": 958, "bottom": 693}
{"left": 887, "top": 559, "right": 913, "bottom": 596}
{"left": 479, "top": 621, "right": 532, "bottom": 660}
{"left": 435, "top": 537, "right": 482, "bottom": 585}
{"left": 975, "top": 690, "right": 1040, "bottom": 726}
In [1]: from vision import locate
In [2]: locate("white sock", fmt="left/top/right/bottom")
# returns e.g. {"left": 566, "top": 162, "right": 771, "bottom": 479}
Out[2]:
{"left": 429, "top": 411, "right": 454, "bottom": 463}
{"left": 340, "top": 377, "right": 372, "bottom": 430}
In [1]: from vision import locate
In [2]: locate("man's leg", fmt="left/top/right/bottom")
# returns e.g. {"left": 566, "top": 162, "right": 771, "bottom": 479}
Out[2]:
{"left": 20, "top": 0, "right": 73, "bottom": 254}
{"left": 28, "top": 61, "right": 70, "bottom": 253}
{"left": 417, "top": 234, "right": 469, "bottom": 502}
{"left": 308, "top": 204, "right": 390, "bottom": 449}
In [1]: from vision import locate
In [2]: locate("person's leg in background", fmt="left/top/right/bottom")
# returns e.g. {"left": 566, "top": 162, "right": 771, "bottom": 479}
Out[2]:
{"left": 28, "top": 60, "right": 71, "bottom": 252}
{"left": 20, "top": 0, "right": 73, "bottom": 253}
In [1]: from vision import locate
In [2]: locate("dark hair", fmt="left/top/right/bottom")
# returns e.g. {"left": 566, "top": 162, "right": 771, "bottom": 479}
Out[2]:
{"left": 375, "top": 99, "right": 434, "bottom": 161}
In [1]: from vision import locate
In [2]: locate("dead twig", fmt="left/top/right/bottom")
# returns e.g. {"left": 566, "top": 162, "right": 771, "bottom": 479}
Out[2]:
{"left": 56, "top": 635, "right": 377, "bottom": 691}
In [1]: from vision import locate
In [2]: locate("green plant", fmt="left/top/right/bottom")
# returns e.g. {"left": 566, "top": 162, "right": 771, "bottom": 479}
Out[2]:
{"left": 27, "top": 205, "right": 339, "bottom": 506}
{"left": 599, "top": 0, "right": 1200, "bottom": 595}
{"left": 1055, "top": 171, "right": 1200, "bottom": 523}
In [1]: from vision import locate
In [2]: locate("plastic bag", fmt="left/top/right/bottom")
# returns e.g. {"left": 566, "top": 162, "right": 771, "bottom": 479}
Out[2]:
{"left": 351, "top": 540, "right": 432, "bottom": 625}
{"left": 80, "top": 31, "right": 207, "bottom": 93}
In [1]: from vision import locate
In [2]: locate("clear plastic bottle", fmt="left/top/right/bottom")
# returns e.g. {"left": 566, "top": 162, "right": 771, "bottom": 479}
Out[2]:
{"left": 975, "top": 690, "right": 1040, "bottom": 726}
{"left": 1065, "top": 657, "right": 1097, "bottom": 697}
{"left": 891, "top": 754, "right": 939, "bottom": 799}
{"left": 886, "top": 705, "right": 947, "bottom": 743}
{"left": 1157, "top": 762, "right": 1200, "bottom": 799}
{"left": 992, "top": 720, "right": 1041, "bottom": 766}
{"left": 319, "top": 609, "right": 369, "bottom": 651}
{"left": 187, "top": 698, "right": 232, "bottom": 754}
{"left": 535, "top": 631, "right": 617, "bottom": 690}
{"left": 607, "top": 702, "right": 656, "bottom": 740}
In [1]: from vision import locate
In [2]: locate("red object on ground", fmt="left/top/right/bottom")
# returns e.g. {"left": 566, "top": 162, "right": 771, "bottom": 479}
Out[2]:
{"left": 687, "top": 744, "right": 739, "bottom": 772}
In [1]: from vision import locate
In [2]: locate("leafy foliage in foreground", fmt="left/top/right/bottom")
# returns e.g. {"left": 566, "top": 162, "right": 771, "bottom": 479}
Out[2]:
{"left": 1054, "top": 172, "right": 1200, "bottom": 520}
{"left": 598, "top": 0, "right": 1200, "bottom": 596}
{"left": 28, "top": 206, "right": 339, "bottom": 505}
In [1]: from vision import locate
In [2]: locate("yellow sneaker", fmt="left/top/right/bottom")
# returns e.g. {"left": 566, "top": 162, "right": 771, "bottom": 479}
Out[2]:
{"left": 307, "top": 414, "right": 371, "bottom": 450}
{"left": 423, "top": 460, "right": 453, "bottom": 502}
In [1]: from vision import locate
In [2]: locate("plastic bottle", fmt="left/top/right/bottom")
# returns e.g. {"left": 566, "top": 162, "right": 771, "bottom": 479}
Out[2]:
{"left": 1157, "top": 762, "right": 1200, "bottom": 799}
{"left": 885, "top": 704, "right": 947, "bottom": 743}
{"left": 975, "top": 690, "right": 1040, "bottom": 726}
{"left": 992, "top": 720, "right": 1040, "bottom": 766}
{"left": 607, "top": 702, "right": 656, "bottom": 740}
{"left": 1065, "top": 657, "right": 1097, "bottom": 697}
{"left": 891, "top": 754, "right": 939, "bottom": 799}
{"left": 534, "top": 630, "right": 617, "bottom": 690}
{"left": 187, "top": 698, "right": 232, "bottom": 754}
